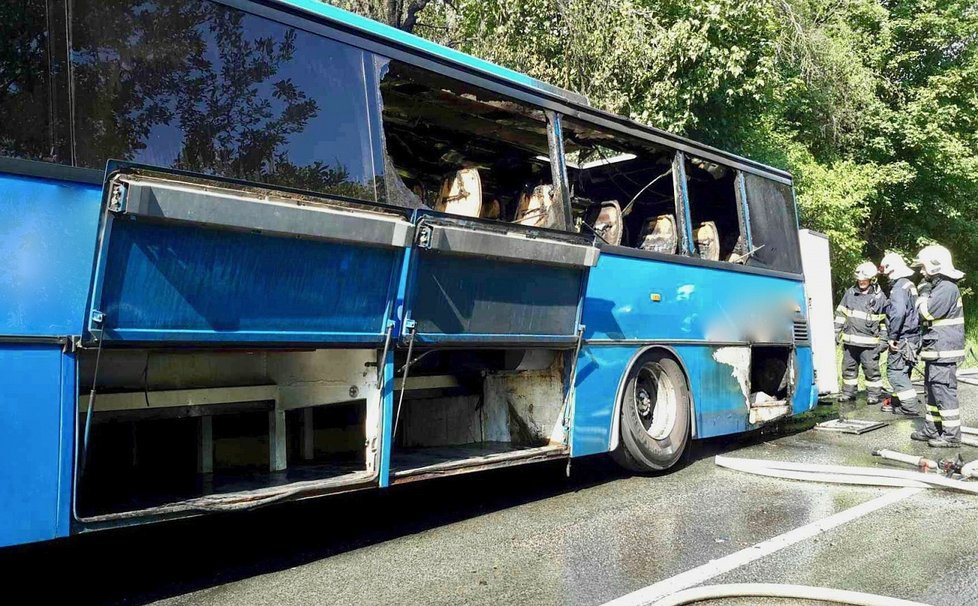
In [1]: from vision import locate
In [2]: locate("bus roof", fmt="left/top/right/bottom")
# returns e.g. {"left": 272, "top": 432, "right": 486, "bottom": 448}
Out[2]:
{"left": 263, "top": 0, "right": 792, "bottom": 184}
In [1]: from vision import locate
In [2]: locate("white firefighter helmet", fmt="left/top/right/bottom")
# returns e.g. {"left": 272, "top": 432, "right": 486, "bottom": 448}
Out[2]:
{"left": 913, "top": 244, "right": 964, "bottom": 280}
{"left": 879, "top": 252, "right": 914, "bottom": 280}
{"left": 853, "top": 261, "right": 878, "bottom": 281}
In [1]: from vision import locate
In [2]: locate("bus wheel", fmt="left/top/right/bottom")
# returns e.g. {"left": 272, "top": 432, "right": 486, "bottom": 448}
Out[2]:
{"left": 612, "top": 352, "right": 690, "bottom": 472}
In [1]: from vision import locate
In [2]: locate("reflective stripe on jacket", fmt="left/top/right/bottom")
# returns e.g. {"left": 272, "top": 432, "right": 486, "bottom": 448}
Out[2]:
{"left": 918, "top": 277, "right": 965, "bottom": 363}
{"left": 834, "top": 285, "right": 888, "bottom": 348}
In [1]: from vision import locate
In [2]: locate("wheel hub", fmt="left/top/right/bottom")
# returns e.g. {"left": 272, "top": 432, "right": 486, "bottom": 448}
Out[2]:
{"left": 633, "top": 363, "right": 678, "bottom": 441}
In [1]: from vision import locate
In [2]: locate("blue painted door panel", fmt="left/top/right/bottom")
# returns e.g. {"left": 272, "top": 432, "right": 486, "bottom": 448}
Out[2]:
{"left": 90, "top": 217, "right": 402, "bottom": 344}
{"left": 400, "top": 212, "right": 590, "bottom": 346}
{"left": 407, "top": 251, "right": 584, "bottom": 345}
{"left": 0, "top": 345, "right": 74, "bottom": 547}
{"left": 794, "top": 346, "right": 818, "bottom": 414}
{"left": 0, "top": 173, "right": 101, "bottom": 337}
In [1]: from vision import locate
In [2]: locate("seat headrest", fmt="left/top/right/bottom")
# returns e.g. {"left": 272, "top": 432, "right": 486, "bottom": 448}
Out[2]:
{"left": 595, "top": 201, "right": 623, "bottom": 245}
{"left": 435, "top": 168, "right": 482, "bottom": 218}
{"left": 515, "top": 185, "right": 557, "bottom": 228}
{"left": 694, "top": 221, "right": 720, "bottom": 261}
{"left": 638, "top": 214, "right": 677, "bottom": 254}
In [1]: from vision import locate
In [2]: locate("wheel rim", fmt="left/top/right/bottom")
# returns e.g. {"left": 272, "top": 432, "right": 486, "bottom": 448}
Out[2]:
{"left": 633, "top": 362, "right": 678, "bottom": 441}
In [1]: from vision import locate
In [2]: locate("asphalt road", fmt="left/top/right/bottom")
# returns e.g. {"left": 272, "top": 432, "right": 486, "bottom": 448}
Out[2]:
{"left": 6, "top": 387, "right": 978, "bottom": 606}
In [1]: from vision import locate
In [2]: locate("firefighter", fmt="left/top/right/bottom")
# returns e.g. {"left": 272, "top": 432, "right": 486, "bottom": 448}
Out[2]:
{"left": 879, "top": 252, "right": 920, "bottom": 415}
{"left": 910, "top": 244, "right": 966, "bottom": 448}
{"left": 834, "top": 261, "right": 888, "bottom": 404}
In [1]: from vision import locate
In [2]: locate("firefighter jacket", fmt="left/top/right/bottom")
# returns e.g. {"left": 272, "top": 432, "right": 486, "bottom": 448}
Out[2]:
{"left": 886, "top": 277, "right": 920, "bottom": 342}
{"left": 918, "top": 276, "right": 965, "bottom": 363}
{"left": 834, "top": 284, "right": 888, "bottom": 348}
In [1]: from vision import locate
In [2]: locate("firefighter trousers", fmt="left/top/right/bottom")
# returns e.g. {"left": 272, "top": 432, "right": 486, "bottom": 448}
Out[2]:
{"left": 922, "top": 362, "right": 961, "bottom": 442}
{"left": 842, "top": 345, "right": 882, "bottom": 402}
{"left": 886, "top": 343, "right": 919, "bottom": 413}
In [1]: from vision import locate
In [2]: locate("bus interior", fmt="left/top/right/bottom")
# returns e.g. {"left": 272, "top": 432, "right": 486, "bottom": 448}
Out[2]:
{"left": 562, "top": 118, "right": 749, "bottom": 262}
{"left": 378, "top": 62, "right": 564, "bottom": 230}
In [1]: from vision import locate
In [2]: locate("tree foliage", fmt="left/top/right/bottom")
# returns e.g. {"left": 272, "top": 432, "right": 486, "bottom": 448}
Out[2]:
{"left": 329, "top": 0, "right": 978, "bottom": 296}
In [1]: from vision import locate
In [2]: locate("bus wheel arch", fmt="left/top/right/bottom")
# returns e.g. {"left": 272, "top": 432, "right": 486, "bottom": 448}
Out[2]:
{"left": 610, "top": 347, "right": 693, "bottom": 473}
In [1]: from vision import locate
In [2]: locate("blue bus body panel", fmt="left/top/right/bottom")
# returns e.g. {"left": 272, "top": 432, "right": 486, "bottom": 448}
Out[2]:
{"left": 398, "top": 212, "right": 590, "bottom": 346}
{"left": 91, "top": 217, "right": 402, "bottom": 344}
{"left": 0, "top": 345, "right": 75, "bottom": 548}
{"left": 582, "top": 252, "right": 803, "bottom": 343}
{"left": 669, "top": 344, "right": 815, "bottom": 437}
{"left": 571, "top": 251, "right": 816, "bottom": 457}
{"left": 0, "top": 174, "right": 101, "bottom": 337}
{"left": 570, "top": 344, "right": 634, "bottom": 455}
{"left": 403, "top": 251, "right": 585, "bottom": 346}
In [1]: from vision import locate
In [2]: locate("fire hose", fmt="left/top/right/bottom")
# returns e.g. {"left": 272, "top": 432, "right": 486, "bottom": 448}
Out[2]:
{"left": 715, "top": 455, "right": 978, "bottom": 494}
{"left": 650, "top": 583, "right": 930, "bottom": 606}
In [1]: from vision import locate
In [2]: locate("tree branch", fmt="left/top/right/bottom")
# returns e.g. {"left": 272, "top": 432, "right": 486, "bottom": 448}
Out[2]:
{"left": 401, "top": 0, "right": 431, "bottom": 33}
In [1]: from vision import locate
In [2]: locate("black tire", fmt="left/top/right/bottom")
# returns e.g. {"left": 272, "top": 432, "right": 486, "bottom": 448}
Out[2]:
{"left": 611, "top": 351, "right": 691, "bottom": 472}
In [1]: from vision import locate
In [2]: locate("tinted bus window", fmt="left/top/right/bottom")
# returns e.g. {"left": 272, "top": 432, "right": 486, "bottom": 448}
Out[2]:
{"left": 70, "top": 0, "right": 382, "bottom": 200}
{"left": 0, "top": 0, "right": 69, "bottom": 163}
{"left": 743, "top": 173, "right": 802, "bottom": 274}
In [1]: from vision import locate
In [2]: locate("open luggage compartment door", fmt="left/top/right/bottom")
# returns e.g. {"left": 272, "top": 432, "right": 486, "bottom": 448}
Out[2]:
{"left": 402, "top": 212, "right": 599, "bottom": 346}
{"left": 85, "top": 164, "right": 412, "bottom": 346}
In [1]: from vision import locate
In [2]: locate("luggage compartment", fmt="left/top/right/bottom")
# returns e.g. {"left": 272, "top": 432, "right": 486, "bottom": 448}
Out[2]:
{"left": 85, "top": 164, "right": 412, "bottom": 347}
{"left": 76, "top": 348, "right": 383, "bottom": 522}
{"left": 75, "top": 166, "right": 410, "bottom": 523}
{"left": 388, "top": 348, "right": 571, "bottom": 481}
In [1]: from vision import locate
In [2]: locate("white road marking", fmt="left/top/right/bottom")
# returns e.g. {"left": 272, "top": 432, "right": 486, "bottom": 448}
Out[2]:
{"left": 602, "top": 486, "right": 922, "bottom": 606}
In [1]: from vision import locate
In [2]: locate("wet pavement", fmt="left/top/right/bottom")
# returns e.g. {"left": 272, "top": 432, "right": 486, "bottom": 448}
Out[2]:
{"left": 5, "top": 387, "right": 978, "bottom": 605}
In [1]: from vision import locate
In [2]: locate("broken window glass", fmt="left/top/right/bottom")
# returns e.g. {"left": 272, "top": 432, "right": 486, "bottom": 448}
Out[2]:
{"left": 742, "top": 173, "right": 803, "bottom": 274}
{"left": 378, "top": 61, "right": 567, "bottom": 228}
{"left": 561, "top": 118, "right": 679, "bottom": 252}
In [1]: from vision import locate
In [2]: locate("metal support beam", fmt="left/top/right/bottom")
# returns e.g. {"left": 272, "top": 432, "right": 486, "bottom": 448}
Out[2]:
{"left": 198, "top": 416, "right": 214, "bottom": 475}
{"left": 302, "top": 408, "right": 315, "bottom": 461}
{"left": 269, "top": 409, "right": 287, "bottom": 472}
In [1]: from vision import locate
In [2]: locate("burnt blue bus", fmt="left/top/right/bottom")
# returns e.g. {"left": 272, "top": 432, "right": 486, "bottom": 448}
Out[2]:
{"left": 0, "top": 0, "right": 816, "bottom": 547}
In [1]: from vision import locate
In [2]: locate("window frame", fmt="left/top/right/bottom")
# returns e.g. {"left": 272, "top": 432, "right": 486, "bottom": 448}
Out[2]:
{"left": 555, "top": 125, "right": 803, "bottom": 280}
{"left": 740, "top": 171, "right": 804, "bottom": 275}
{"left": 735, "top": 171, "right": 755, "bottom": 253}
{"left": 377, "top": 59, "right": 575, "bottom": 231}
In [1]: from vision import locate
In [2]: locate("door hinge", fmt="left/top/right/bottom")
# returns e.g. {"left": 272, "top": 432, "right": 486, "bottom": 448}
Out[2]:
{"left": 417, "top": 225, "right": 432, "bottom": 250}
{"left": 107, "top": 182, "right": 127, "bottom": 212}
